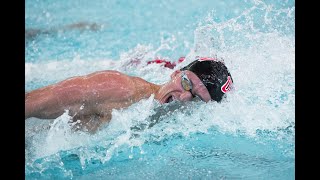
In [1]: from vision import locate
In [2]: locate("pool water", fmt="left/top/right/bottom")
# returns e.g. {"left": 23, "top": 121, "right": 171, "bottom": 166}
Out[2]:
{"left": 25, "top": 0, "right": 295, "bottom": 179}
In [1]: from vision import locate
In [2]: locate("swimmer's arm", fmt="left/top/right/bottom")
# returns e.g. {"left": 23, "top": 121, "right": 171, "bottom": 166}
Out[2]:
{"left": 25, "top": 75, "right": 95, "bottom": 120}
{"left": 25, "top": 84, "right": 66, "bottom": 119}
{"left": 25, "top": 70, "right": 134, "bottom": 120}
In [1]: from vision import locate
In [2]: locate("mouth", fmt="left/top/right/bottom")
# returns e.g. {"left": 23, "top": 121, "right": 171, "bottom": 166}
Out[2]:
{"left": 164, "top": 95, "right": 174, "bottom": 103}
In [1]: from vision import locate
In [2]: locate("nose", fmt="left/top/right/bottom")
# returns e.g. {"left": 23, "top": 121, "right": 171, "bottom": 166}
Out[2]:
{"left": 179, "top": 91, "right": 194, "bottom": 101}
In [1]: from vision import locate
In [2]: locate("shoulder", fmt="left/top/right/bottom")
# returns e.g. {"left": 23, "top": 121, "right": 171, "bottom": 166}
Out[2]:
{"left": 85, "top": 70, "right": 126, "bottom": 78}
{"left": 81, "top": 70, "right": 131, "bottom": 82}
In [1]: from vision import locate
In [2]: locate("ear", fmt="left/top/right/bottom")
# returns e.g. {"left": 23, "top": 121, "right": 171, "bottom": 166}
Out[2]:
{"left": 170, "top": 70, "right": 181, "bottom": 79}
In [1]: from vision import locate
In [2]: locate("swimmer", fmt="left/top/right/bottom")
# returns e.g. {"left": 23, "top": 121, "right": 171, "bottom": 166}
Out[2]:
{"left": 25, "top": 57, "right": 233, "bottom": 132}
{"left": 25, "top": 22, "right": 101, "bottom": 41}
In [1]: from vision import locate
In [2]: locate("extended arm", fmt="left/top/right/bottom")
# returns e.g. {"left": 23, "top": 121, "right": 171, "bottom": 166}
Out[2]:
{"left": 25, "top": 76, "right": 88, "bottom": 119}
{"left": 25, "top": 70, "right": 135, "bottom": 120}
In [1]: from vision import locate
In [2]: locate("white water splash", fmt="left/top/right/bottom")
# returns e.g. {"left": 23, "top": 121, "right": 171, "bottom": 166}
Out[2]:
{"left": 25, "top": 1, "right": 294, "bottom": 166}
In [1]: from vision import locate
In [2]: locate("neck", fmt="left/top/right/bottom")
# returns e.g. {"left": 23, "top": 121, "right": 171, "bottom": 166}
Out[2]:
{"left": 145, "top": 83, "right": 166, "bottom": 103}
{"left": 153, "top": 83, "right": 168, "bottom": 103}
{"left": 132, "top": 77, "right": 161, "bottom": 101}
{"left": 149, "top": 83, "right": 161, "bottom": 96}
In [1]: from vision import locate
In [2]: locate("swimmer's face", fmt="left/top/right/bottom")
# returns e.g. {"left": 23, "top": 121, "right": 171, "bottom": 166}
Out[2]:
{"left": 157, "top": 70, "right": 211, "bottom": 104}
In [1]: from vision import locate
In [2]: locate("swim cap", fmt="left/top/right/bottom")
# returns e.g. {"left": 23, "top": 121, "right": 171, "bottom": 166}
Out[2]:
{"left": 181, "top": 57, "right": 233, "bottom": 102}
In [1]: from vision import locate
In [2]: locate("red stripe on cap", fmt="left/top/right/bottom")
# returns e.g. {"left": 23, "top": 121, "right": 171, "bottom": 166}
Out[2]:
{"left": 221, "top": 76, "right": 232, "bottom": 93}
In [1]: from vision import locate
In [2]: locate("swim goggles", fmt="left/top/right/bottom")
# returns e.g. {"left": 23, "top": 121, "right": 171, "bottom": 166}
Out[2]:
{"left": 181, "top": 71, "right": 196, "bottom": 97}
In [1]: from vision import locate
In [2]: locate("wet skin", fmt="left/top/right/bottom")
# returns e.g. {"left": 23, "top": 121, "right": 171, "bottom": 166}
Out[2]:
{"left": 25, "top": 70, "right": 211, "bottom": 132}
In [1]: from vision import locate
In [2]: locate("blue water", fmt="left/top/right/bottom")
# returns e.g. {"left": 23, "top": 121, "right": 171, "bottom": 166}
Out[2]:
{"left": 25, "top": 0, "right": 295, "bottom": 179}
